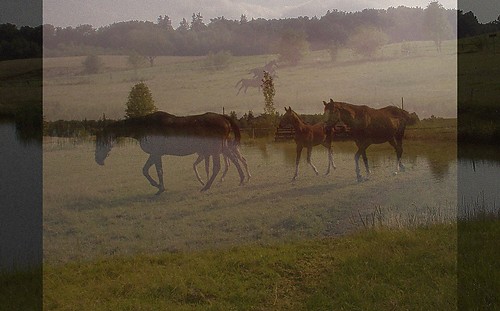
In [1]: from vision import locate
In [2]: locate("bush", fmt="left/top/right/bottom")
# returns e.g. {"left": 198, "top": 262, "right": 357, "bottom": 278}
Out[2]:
{"left": 82, "top": 54, "right": 103, "bottom": 74}
{"left": 204, "top": 50, "right": 232, "bottom": 71}
{"left": 347, "top": 26, "right": 388, "bottom": 59}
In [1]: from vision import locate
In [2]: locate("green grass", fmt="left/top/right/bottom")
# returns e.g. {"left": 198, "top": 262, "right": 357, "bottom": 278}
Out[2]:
{"left": 44, "top": 224, "right": 456, "bottom": 310}
{"left": 0, "top": 267, "right": 42, "bottom": 311}
{"left": 42, "top": 40, "right": 457, "bottom": 121}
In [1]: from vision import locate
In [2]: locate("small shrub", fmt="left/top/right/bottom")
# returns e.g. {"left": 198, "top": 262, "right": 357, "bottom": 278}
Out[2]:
{"left": 82, "top": 54, "right": 103, "bottom": 74}
{"left": 204, "top": 50, "right": 232, "bottom": 71}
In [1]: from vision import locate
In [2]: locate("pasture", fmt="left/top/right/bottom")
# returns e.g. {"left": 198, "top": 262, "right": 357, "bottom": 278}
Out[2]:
{"left": 43, "top": 137, "right": 457, "bottom": 264}
{"left": 42, "top": 40, "right": 457, "bottom": 121}
{"left": 39, "top": 40, "right": 460, "bottom": 309}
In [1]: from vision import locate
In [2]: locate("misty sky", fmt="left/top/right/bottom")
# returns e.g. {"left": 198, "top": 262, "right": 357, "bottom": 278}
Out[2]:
{"left": 41, "top": 0, "right": 462, "bottom": 28}
{"left": 1, "top": 1, "right": 498, "bottom": 28}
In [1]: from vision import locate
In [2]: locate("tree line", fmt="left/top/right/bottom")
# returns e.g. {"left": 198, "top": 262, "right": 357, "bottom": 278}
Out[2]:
{"left": 2, "top": 5, "right": 500, "bottom": 62}
{"left": 0, "top": 23, "right": 42, "bottom": 61}
{"left": 43, "top": 4, "right": 460, "bottom": 59}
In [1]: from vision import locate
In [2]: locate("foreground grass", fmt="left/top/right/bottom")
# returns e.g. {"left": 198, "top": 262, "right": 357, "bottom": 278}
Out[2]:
{"left": 0, "top": 267, "right": 42, "bottom": 311}
{"left": 44, "top": 224, "right": 456, "bottom": 310}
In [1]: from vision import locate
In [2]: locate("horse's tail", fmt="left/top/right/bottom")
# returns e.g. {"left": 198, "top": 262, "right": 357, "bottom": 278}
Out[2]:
{"left": 235, "top": 79, "right": 243, "bottom": 87}
{"left": 223, "top": 115, "right": 241, "bottom": 146}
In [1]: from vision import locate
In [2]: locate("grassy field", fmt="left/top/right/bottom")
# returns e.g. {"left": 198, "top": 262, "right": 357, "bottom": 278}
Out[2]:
{"left": 43, "top": 137, "right": 457, "bottom": 265}
{"left": 42, "top": 40, "right": 457, "bottom": 121}
{"left": 43, "top": 224, "right": 457, "bottom": 310}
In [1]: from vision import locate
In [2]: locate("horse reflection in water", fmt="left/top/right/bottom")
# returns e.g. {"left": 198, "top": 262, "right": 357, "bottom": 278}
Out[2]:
{"left": 95, "top": 111, "right": 246, "bottom": 195}
{"left": 323, "top": 99, "right": 419, "bottom": 182}
{"left": 192, "top": 138, "right": 251, "bottom": 186}
{"left": 279, "top": 106, "right": 335, "bottom": 181}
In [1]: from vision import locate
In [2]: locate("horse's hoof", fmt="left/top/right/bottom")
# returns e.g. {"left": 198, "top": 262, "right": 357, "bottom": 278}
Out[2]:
{"left": 155, "top": 188, "right": 165, "bottom": 195}
{"left": 393, "top": 171, "right": 398, "bottom": 176}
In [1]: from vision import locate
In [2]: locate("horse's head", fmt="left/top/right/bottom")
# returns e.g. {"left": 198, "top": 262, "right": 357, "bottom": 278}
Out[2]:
{"left": 323, "top": 99, "right": 342, "bottom": 126}
{"left": 279, "top": 106, "right": 295, "bottom": 128}
{"left": 95, "top": 129, "right": 114, "bottom": 166}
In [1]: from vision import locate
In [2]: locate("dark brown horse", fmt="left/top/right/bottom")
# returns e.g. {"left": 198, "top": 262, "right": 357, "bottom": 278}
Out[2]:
{"left": 323, "top": 99, "right": 419, "bottom": 182}
{"left": 280, "top": 107, "right": 335, "bottom": 180}
{"left": 95, "top": 111, "right": 245, "bottom": 194}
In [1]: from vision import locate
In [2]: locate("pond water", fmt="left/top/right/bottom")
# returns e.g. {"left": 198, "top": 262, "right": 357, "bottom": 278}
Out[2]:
{"left": 0, "top": 122, "right": 42, "bottom": 272}
{"left": 458, "top": 146, "right": 500, "bottom": 217}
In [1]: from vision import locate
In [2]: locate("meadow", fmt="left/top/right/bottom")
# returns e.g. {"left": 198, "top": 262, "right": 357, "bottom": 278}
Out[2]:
{"left": 42, "top": 40, "right": 457, "bottom": 121}
{"left": 37, "top": 40, "right": 464, "bottom": 309}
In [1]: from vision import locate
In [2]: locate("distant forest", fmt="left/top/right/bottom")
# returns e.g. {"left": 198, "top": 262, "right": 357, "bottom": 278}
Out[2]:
{"left": 1, "top": 7, "right": 500, "bottom": 61}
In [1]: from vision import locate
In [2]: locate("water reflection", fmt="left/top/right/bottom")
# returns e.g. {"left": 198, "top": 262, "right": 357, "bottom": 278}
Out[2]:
{"left": 269, "top": 140, "right": 457, "bottom": 182}
{"left": 0, "top": 122, "right": 42, "bottom": 271}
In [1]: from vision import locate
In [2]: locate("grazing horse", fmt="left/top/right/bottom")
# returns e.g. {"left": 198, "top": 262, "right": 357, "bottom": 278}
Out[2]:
{"left": 235, "top": 78, "right": 262, "bottom": 95}
{"left": 193, "top": 139, "right": 251, "bottom": 185}
{"left": 95, "top": 111, "right": 245, "bottom": 194}
{"left": 323, "top": 99, "right": 419, "bottom": 182}
{"left": 280, "top": 107, "right": 335, "bottom": 180}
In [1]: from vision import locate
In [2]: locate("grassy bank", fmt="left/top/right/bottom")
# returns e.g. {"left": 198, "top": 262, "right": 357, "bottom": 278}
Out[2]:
{"left": 44, "top": 224, "right": 456, "bottom": 310}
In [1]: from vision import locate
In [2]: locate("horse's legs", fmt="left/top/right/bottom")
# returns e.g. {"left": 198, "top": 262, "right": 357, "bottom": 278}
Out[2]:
{"left": 220, "top": 153, "right": 231, "bottom": 182}
{"left": 224, "top": 148, "right": 245, "bottom": 185}
{"left": 354, "top": 149, "right": 363, "bottom": 182}
{"left": 306, "top": 146, "right": 319, "bottom": 176}
{"left": 389, "top": 137, "right": 405, "bottom": 172}
{"left": 293, "top": 145, "right": 303, "bottom": 181}
{"left": 143, "top": 155, "right": 161, "bottom": 189}
{"left": 193, "top": 154, "right": 206, "bottom": 186}
{"left": 361, "top": 149, "right": 370, "bottom": 177}
{"left": 201, "top": 153, "right": 221, "bottom": 192}
{"left": 324, "top": 142, "right": 336, "bottom": 175}
{"left": 153, "top": 155, "right": 165, "bottom": 195}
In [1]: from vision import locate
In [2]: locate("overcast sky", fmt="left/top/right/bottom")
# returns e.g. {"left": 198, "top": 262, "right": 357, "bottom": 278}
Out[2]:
{"left": 41, "top": 0, "right": 463, "bottom": 28}
{"left": 2, "top": 1, "right": 499, "bottom": 28}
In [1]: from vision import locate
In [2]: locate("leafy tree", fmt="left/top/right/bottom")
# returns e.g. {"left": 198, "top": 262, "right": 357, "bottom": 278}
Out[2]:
{"left": 262, "top": 71, "right": 276, "bottom": 116}
{"left": 125, "top": 82, "right": 157, "bottom": 118}
{"left": 424, "top": 1, "right": 451, "bottom": 52}
{"left": 347, "top": 26, "right": 388, "bottom": 58}
{"left": 82, "top": 54, "right": 103, "bottom": 74}
{"left": 191, "top": 13, "right": 206, "bottom": 32}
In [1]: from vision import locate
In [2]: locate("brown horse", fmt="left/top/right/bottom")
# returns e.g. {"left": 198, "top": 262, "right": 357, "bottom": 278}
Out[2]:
{"left": 235, "top": 78, "right": 262, "bottom": 95}
{"left": 193, "top": 139, "right": 251, "bottom": 185}
{"left": 280, "top": 107, "right": 335, "bottom": 180}
{"left": 323, "top": 99, "right": 419, "bottom": 182}
{"left": 95, "top": 111, "right": 245, "bottom": 194}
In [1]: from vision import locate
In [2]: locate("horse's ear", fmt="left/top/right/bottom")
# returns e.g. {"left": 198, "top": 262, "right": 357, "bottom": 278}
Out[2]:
{"left": 288, "top": 106, "right": 292, "bottom": 111}
{"left": 323, "top": 101, "right": 327, "bottom": 106}
{"left": 284, "top": 106, "right": 288, "bottom": 112}
{"left": 329, "top": 98, "right": 334, "bottom": 103}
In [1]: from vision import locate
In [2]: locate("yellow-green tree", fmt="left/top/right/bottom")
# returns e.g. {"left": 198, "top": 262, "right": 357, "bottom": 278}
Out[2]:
{"left": 125, "top": 82, "right": 157, "bottom": 118}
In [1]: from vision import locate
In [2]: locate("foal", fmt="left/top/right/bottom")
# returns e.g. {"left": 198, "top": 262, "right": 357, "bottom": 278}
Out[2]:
{"left": 279, "top": 107, "right": 335, "bottom": 180}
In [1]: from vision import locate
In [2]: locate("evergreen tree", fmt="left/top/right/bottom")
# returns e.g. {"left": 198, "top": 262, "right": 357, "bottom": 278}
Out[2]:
{"left": 125, "top": 82, "right": 157, "bottom": 118}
